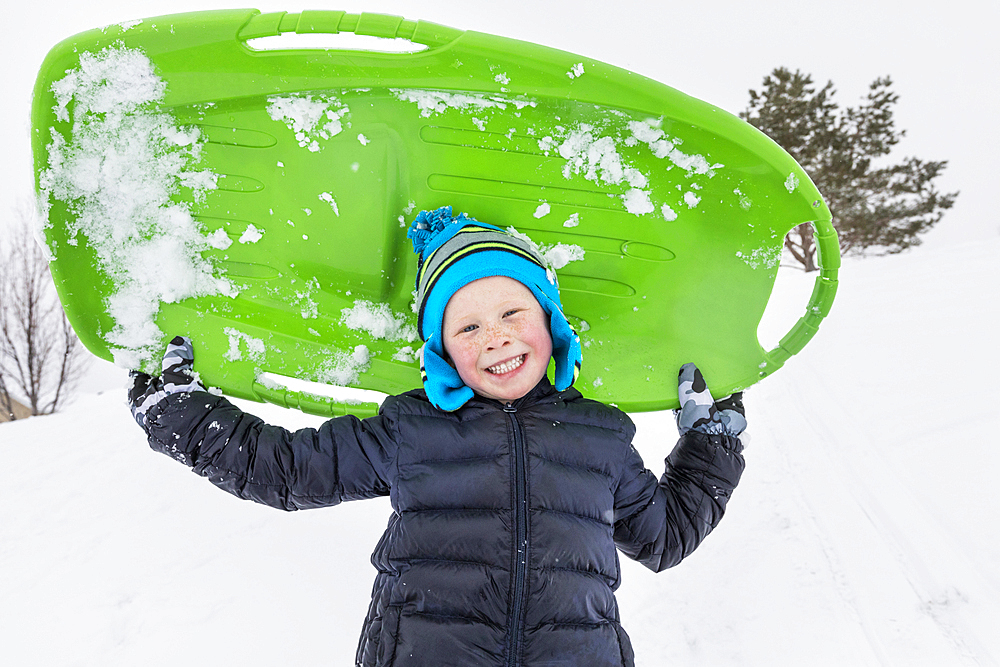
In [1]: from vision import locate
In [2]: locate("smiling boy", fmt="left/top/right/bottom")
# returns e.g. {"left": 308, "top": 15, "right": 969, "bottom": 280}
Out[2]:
{"left": 129, "top": 206, "right": 746, "bottom": 667}
{"left": 442, "top": 275, "right": 552, "bottom": 403}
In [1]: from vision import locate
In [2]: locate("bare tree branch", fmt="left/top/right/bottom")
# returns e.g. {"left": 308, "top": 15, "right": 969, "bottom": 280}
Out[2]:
{"left": 0, "top": 202, "right": 87, "bottom": 419}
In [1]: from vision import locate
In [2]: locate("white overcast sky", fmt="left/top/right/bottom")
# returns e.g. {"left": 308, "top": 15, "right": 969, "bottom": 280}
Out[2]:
{"left": 2, "top": 0, "right": 995, "bottom": 247}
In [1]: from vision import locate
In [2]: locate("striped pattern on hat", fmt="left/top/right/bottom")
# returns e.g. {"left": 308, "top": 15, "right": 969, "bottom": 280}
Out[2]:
{"left": 414, "top": 223, "right": 551, "bottom": 339}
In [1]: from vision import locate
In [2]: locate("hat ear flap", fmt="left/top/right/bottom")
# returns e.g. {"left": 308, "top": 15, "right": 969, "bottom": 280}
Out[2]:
{"left": 420, "top": 336, "right": 474, "bottom": 411}
{"left": 547, "top": 307, "right": 582, "bottom": 391}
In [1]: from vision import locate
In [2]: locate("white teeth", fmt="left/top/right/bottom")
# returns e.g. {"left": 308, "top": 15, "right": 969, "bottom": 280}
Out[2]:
{"left": 487, "top": 354, "right": 525, "bottom": 375}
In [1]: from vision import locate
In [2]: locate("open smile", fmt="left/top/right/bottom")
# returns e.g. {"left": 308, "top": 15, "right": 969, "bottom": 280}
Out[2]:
{"left": 485, "top": 354, "right": 526, "bottom": 375}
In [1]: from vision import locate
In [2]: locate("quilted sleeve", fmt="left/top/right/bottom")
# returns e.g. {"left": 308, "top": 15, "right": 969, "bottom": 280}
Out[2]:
{"left": 612, "top": 431, "right": 745, "bottom": 572}
{"left": 140, "top": 390, "right": 398, "bottom": 511}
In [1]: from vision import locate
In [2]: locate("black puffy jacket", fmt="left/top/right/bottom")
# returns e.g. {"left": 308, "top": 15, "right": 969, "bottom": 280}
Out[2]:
{"left": 140, "top": 377, "right": 744, "bottom": 666}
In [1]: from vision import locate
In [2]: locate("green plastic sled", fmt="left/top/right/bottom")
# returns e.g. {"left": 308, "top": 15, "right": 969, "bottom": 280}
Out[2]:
{"left": 31, "top": 9, "right": 839, "bottom": 416}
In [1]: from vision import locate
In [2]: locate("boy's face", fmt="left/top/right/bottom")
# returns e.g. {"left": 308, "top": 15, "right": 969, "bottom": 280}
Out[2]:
{"left": 442, "top": 276, "right": 553, "bottom": 403}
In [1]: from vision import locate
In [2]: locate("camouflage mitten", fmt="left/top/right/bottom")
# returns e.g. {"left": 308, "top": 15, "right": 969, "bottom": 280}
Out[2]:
{"left": 674, "top": 362, "right": 747, "bottom": 437}
{"left": 128, "top": 336, "right": 206, "bottom": 429}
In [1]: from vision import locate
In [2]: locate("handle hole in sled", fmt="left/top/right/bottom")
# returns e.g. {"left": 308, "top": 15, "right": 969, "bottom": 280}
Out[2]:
{"left": 258, "top": 372, "right": 389, "bottom": 407}
{"left": 755, "top": 229, "right": 821, "bottom": 353}
{"left": 246, "top": 33, "right": 430, "bottom": 53}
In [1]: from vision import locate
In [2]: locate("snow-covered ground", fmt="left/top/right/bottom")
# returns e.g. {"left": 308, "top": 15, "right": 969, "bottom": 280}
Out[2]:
{"left": 2, "top": 235, "right": 998, "bottom": 666}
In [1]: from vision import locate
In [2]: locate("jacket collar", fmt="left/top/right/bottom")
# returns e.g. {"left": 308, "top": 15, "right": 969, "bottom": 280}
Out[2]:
{"left": 470, "top": 375, "right": 578, "bottom": 411}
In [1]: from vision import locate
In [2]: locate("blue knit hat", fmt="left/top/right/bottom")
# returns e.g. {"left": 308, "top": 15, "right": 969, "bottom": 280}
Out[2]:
{"left": 408, "top": 206, "right": 582, "bottom": 411}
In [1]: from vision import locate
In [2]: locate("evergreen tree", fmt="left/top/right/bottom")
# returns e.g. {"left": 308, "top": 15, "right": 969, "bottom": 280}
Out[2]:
{"left": 741, "top": 68, "right": 957, "bottom": 271}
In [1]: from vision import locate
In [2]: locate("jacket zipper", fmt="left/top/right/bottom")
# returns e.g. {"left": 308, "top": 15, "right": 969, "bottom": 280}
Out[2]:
{"left": 504, "top": 401, "right": 528, "bottom": 667}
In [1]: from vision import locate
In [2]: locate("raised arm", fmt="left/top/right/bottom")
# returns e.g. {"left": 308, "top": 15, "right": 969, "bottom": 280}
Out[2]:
{"left": 128, "top": 337, "right": 398, "bottom": 511}
{"left": 613, "top": 363, "right": 746, "bottom": 571}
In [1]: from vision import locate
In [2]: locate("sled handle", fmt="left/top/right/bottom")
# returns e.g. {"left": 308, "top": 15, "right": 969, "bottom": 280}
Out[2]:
{"left": 760, "top": 218, "right": 840, "bottom": 377}
{"left": 251, "top": 380, "right": 381, "bottom": 418}
{"left": 238, "top": 10, "right": 463, "bottom": 49}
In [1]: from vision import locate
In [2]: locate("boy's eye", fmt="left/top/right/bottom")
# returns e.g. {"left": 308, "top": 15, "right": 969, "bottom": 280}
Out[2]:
{"left": 460, "top": 324, "right": 478, "bottom": 334}
{"left": 503, "top": 309, "right": 519, "bottom": 318}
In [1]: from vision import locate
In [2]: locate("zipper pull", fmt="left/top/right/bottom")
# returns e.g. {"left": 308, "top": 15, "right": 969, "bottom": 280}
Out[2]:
{"left": 503, "top": 402, "right": 517, "bottom": 413}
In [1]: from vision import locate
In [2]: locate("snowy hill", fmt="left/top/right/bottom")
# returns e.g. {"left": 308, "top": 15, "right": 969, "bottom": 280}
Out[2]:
{"left": 2, "top": 237, "right": 999, "bottom": 666}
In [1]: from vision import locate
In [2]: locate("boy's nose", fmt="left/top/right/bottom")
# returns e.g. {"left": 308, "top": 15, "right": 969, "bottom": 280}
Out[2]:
{"left": 484, "top": 324, "right": 512, "bottom": 351}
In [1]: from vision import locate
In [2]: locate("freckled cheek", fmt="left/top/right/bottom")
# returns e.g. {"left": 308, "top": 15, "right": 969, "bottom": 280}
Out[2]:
{"left": 450, "top": 338, "right": 481, "bottom": 371}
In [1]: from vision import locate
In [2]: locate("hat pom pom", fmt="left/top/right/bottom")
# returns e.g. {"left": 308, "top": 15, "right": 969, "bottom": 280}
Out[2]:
{"left": 408, "top": 206, "right": 459, "bottom": 256}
